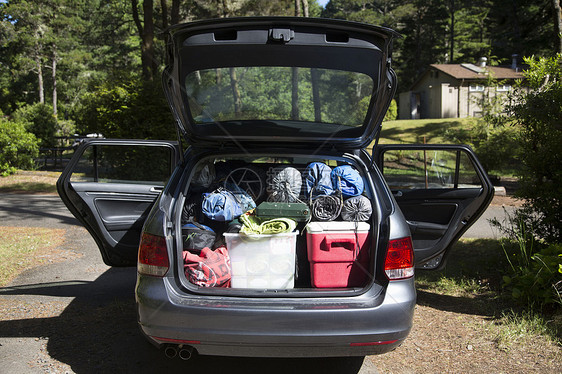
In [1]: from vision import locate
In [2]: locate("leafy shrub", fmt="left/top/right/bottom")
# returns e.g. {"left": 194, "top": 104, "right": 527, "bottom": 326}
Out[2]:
{"left": 12, "top": 103, "right": 58, "bottom": 148}
{"left": 0, "top": 118, "right": 39, "bottom": 175}
{"left": 492, "top": 214, "right": 562, "bottom": 310}
{"left": 383, "top": 99, "right": 397, "bottom": 122}
{"left": 472, "top": 123, "right": 521, "bottom": 173}
{"left": 75, "top": 77, "right": 175, "bottom": 140}
{"left": 507, "top": 55, "right": 562, "bottom": 243}
{"left": 502, "top": 241, "right": 562, "bottom": 309}
{"left": 443, "top": 120, "right": 521, "bottom": 173}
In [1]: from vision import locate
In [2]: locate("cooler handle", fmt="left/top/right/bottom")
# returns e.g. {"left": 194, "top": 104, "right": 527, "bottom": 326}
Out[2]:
{"left": 323, "top": 237, "right": 356, "bottom": 251}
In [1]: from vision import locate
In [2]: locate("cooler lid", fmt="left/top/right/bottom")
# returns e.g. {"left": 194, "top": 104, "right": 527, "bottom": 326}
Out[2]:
{"left": 306, "top": 221, "right": 370, "bottom": 233}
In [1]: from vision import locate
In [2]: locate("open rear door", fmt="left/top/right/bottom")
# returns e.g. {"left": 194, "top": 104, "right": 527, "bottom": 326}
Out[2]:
{"left": 376, "top": 144, "right": 494, "bottom": 269}
{"left": 57, "top": 139, "right": 179, "bottom": 266}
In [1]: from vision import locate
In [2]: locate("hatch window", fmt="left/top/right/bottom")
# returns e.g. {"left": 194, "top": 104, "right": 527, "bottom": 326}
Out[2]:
{"left": 185, "top": 67, "right": 374, "bottom": 127}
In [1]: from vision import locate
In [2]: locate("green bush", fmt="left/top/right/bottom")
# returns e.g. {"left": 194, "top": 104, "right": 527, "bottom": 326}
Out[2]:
{"left": 0, "top": 118, "right": 39, "bottom": 175}
{"left": 12, "top": 103, "right": 58, "bottom": 148}
{"left": 383, "top": 99, "right": 397, "bottom": 122}
{"left": 443, "top": 120, "right": 521, "bottom": 173}
{"left": 502, "top": 240, "right": 562, "bottom": 309}
{"left": 492, "top": 214, "right": 562, "bottom": 310}
{"left": 508, "top": 55, "right": 562, "bottom": 243}
{"left": 75, "top": 77, "right": 175, "bottom": 140}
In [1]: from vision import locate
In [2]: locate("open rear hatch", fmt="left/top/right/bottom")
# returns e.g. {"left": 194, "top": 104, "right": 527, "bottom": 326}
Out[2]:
{"left": 164, "top": 18, "right": 398, "bottom": 295}
{"left": 164, "top": 17, "right": 398, "bottom": 149}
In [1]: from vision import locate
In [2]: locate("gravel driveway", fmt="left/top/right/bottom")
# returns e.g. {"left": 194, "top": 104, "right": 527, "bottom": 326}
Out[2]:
{"left": 3, "top": 194, "right": 555, "bottom": 374}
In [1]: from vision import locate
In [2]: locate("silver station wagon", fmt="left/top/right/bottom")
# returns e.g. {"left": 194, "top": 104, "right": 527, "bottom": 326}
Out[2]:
{"left": 58, "top": 17, "right": 493, "bottom": 360}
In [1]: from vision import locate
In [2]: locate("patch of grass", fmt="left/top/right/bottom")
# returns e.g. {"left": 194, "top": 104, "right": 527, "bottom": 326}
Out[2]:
{"left": 418, "top": 276, "right": 484, "bottom": 298}
{"left": 0, "top": 182, "right": 57, "bottom": 194}
{"left": 0, "top": 226, "right": 66, "bottom": 286}
{"left": 378, "top": 118, "right": 478, "bottom": 145}
{"left": 0, "top": 170, "right": 59, "bottom": 194}
{"left": 492, "top": 309, "right": 561, "bottom": 351}
{"left": 416, "top": 238, "right": 507, "bottom": 296}
{"left": 416, "top": 238, "right": 562, "bottom": 345}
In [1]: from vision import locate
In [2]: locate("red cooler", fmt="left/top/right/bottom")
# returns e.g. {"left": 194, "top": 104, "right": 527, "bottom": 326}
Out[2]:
{"left": 306, "top": 222, "right": 371, "bottom": 288}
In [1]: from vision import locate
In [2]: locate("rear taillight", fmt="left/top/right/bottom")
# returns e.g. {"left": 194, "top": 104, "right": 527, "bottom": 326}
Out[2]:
{"left": 138, "top": 232, "right": 169, "bottom": 277}
{"left": 384, "top": 237, "right": 414, "bottom": 280}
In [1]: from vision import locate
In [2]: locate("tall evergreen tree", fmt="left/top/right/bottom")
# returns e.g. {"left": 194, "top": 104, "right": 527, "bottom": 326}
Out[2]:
{"left": 2, "top": 0, "right": 87, "bottom": 115}
{"left": 396, "top": 0, "right": 449, "bottom": 88}
{"left": 447, "top": 0, "right": 492, "bottom": 63}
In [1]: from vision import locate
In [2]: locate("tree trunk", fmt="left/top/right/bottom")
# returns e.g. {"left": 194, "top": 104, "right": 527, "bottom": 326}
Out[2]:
{"left": 291, "top": 67, "right": 299, "bottom": 120}
{"left": 302, "top": 0, "right": 309, "bottom": 17}
{"left": 52, "top": 50, "right": 57, "bottom": 116}
{"left": 311, "top": 68, "right": 321, "bottom": 122}
{"left": 449, "top": 0, "right": 455, "bottom": 63}
{"left": 171, "top": 0, "right": 180, "bottom": 25}
{"left": 291, "top": 0, "right": 301, "bottom": 120}
{"left": 510, "top": 0, "right": 522, "bottom": 53}
{"left": 143, "top": 0, "right": 156, "bottom": 81}
{"left": 132, "top": 0, "right": 156, "bottom": 81}
{"left": 302, "top": 0, "right": 318, "bottom": 120}
{"left": 161, "top": 0, "right": 168, "bottom": 30}
{"left": 552, "top": 0, "right": 562, "bottom": 54}
{"left": 36, "top": 55, "right": 44, "bottom": 104}
{"left": 229, "top": 68, "right": 242, "bottom": 116}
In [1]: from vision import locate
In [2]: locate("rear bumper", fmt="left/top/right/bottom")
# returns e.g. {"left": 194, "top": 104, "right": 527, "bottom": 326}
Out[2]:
{"left": 135, "top": 274, "right": 416, "bottom": 358}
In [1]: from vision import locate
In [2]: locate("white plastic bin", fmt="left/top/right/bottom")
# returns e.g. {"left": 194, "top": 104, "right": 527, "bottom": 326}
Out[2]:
{"left": 224, "top": 231, "right": 298, "bottom": 289}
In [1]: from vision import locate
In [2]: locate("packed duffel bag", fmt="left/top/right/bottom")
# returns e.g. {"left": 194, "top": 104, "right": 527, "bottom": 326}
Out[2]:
{"left": 182, "top": 221, "right": 216, "bottom": 253}
{"left": 202, "top": 187, "right": 256, "bottom": 222}
{"left": 183, "top": 246, "right": 231, "bottom": 287}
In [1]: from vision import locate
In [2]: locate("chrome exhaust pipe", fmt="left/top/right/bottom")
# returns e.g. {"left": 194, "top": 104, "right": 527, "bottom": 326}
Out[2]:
{"left": 178, "top": 346, "right": 194, "bottom": 361}
{"left": 164, "top": 345, "right": 178, "bottom": 359}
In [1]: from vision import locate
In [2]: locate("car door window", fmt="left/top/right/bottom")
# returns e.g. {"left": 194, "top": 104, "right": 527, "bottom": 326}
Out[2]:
{"left": 376, "top": 145, "right": 493, "bottom": 269}
{"left": 381, "top": 149, "right": 483, "bottom": 190}
{"left": 69, "top": 144, "right": 174, "bottom": 185}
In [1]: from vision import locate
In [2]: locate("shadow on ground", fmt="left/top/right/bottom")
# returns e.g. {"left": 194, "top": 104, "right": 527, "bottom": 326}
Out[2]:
{"left": 0, "top": 267, "right": 365, "bottom": 374}
{"left": 0, "top": 194, "right": 81, "bottom": 227}
{"left": 413, "top": 238, "right": 509, "bottom": 319}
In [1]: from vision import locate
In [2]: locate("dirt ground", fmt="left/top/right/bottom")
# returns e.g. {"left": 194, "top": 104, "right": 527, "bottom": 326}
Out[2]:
{"left": 366, "top": 298, "right": 561, "bottom": 373}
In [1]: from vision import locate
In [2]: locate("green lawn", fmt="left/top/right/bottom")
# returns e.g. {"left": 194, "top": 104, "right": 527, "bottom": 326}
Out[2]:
{"left": 0, "top": 226, "right": 66, "bottom": 286}
{"left": 377, "top": 118, "right": 478, "bottom": 145}
{"left": 0, "top": 171, "right": 59, "bottom": 194}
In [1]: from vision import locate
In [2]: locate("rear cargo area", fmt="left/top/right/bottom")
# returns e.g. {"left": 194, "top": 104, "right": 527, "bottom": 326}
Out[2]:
{"left": 177, "top": 153, "right": 378, "bottom": 292}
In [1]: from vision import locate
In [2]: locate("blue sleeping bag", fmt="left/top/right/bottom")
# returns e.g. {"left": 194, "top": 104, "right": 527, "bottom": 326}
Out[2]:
{"left": 331, "top": 165, "right": 364, "bottom": 197}
{"left": 304, "top": 162, "right": 334, "bottom": 198}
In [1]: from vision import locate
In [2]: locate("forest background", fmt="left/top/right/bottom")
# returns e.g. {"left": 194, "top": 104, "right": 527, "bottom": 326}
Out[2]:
{"left": 1, "top": 0, "right": 562, "bottom": 143}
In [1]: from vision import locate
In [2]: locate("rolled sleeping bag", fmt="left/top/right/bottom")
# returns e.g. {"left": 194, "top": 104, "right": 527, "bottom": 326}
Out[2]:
{"left": 331, "top": 165, "right": 364, "bottom": 197}
{"left": 304, "top": 162, "right": 334, "bottom": 199}
{"left": 269, "top": 166, "right": 302, "bottom": 203}
{"left": 311, "top": 194, "right": 343, "bottom": 222}
{"left": 341, "top": 195, "right": 372, "bottom": 222}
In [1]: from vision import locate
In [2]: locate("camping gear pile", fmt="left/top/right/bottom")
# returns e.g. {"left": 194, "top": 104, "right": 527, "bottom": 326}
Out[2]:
{"left": 182, "top": 160, "right": 373, "bottom": 289}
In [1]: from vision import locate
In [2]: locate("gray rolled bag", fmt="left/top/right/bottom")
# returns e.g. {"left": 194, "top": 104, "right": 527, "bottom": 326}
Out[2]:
{"left": 341, "top": 195, "right": 372, "bottom": 221}
{"left": 268, "top": 166, "right": 302, "bottom": 203}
